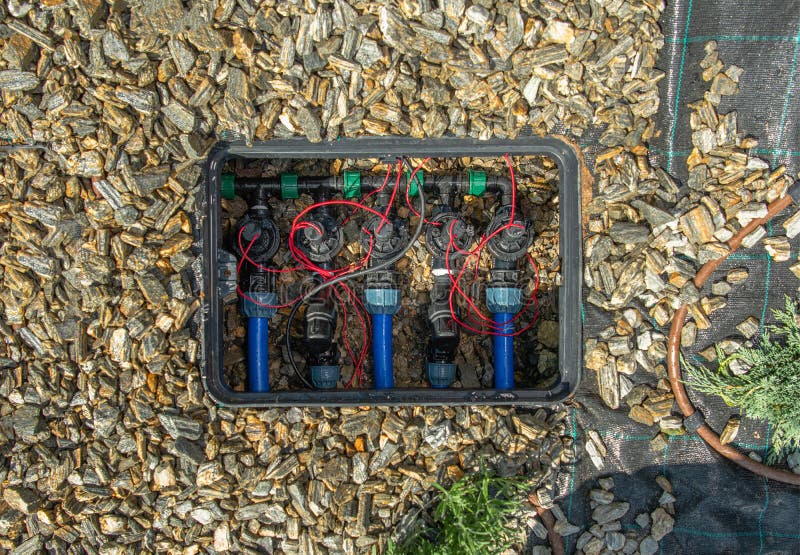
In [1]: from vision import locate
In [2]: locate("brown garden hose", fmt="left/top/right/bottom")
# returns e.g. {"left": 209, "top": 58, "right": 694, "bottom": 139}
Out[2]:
{"left": 667, "top": 189, "right": 800, "bottom": 485}
{"left": 529, "top": 493, "right": 566, "bottom": 555}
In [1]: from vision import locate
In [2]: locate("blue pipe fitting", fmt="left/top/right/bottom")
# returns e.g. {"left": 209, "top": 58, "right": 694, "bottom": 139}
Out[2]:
{"left": 310, "top": 365, "right": 340, "bottom": 389}
{"left": 364, "top": 288, "right": 401, "bottom": 314}
{"left": 492, "top": 312, "right": 515, "bottom": 389}
{"left": 372, "top": 314, "right": 394, "bottom": 389}
{"left": 427, "top": 362, "right": 457, "bottom": 388}
{"left": 241, "top": 291, "right": 278, "bottom": 319}
{"left": 486, "top": 287, "right": 523, "bottom": 314}
{"left": 242, "top": 291, "right": 277, "bottom": 393}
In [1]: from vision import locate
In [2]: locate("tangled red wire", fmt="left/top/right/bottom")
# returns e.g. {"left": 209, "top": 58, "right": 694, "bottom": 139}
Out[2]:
{"left": 237, "top": 161, "right": 422, "bottom": 387}
{"left": 235, "top": 154, "right": 540, "bottom": 387}
{"left": 443, "top": 154, "right": 541, "bottom": 337}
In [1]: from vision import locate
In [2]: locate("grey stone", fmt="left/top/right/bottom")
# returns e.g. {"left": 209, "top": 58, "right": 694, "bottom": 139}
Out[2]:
{"left": 592, "top": 502, "right": 629, "bottom": 525}
{"left": 590, "top": 488, "right": 615, "bottom": 505}
{"left": 598, "top": 477, "right": 615, "bottom": 491}
{"left": 9, "top": 535, "right": 43, "bottom": 555}
{"left": 3, "top": 486, "right": 40, "bottom": 514}
{"left": 650, "top": 507, "right": 674, "bottom": 541}
{"left": 158, "top": 413, "right": 203, "bottom": 440}
{"left": 102, "top": 31, "right": 130, "bottom": 62}
{"left": 635, "top": 512, "right": 651, "bottom": 529}
{"left": 632, "top": 200, "right": 677, "bottom": 232}
{"left": 170, "top": 437, "right": 206, "bottom": 464}
{"left": 0, "top": 70, "right": 39, "bottom": 91}
{"left": 609, "top": 222, "right": 650, "bottom": 245}
{"left": 553, "top": 519, "right": 580, "bottom": 535}
{"left": 235, "top": 503, "right": 287, "bottom": 523}
{"left": 93, "top": 402, "right": 120, "bottom": 438}
{"left": 605, "top": 531, "right": 626, "bottom": 550}
{"left": 161, "top": 100, "right": 195, "bottom": 133}
{"left": 639, "top": 536, "right": 659, "bottom": 555}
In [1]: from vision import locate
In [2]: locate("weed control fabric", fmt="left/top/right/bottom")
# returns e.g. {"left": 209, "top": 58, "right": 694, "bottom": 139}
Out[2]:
{"left": 563, "top": 1, "right": 800, "bottom": 553}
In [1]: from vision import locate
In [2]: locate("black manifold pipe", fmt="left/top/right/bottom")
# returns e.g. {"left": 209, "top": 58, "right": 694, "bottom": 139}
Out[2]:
{"left": 232, "top": 174, "right": 514, "bottom": 202}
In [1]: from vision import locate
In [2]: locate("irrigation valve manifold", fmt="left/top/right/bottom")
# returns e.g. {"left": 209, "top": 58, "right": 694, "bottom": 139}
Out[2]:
{"left": 221, "top": 159, "right": 541, "bottom": 393}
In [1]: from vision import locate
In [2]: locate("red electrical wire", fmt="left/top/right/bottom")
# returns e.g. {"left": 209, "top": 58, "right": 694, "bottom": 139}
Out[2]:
{"left": 237, "top": 226, "right": 303, "bottom": 274}
{"left": 342, "top": 163, "right": 395, "bottom": 225}
{"left": 236, "top": 230, "right": 309, "bottom": 309}
{"left": 237, "top": 153, "right": 539, "bottom": 382}
{"left": 283, "top": 186, "right": 386, "bottom": 385}
{"left": 331, "top": 285, "right": 357, "bottom": 378}
{"left": 234, "top": 166, "right": 390, "bottom": 389}
{"left": 376, "top": 163, "right": 404, "bottom": 233}
{"left": 287, "top": 200, "right": 383, "bottom": 278}
{"left": 334, "top": 283, "right": 370, "bottom": 388}
{"left": 442, "top": 154, "right": 541, "bottom": 337}
{"left": 403, "top": 157, "right": 441, "bottom": 226}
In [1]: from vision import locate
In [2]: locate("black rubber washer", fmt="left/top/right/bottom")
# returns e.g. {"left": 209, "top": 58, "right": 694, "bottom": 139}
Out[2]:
{"left": 683, "top": 410, "right": 706, "bottom": 433}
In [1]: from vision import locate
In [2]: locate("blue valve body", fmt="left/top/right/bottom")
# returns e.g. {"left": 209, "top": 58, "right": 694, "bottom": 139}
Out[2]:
{"left": 492, "top": 312, "right": 515, "bottom": 389}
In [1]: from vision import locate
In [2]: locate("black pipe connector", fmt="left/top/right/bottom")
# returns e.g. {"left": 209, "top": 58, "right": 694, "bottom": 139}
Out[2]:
{"left": 424, "top": 210, "right": 474, "bottom": 387}
{"left": 294, "top": 203, "right": 343, "bottom": 389}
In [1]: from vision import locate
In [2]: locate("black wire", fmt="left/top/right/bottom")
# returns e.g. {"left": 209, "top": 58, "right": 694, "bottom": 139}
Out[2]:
{"left": 285, "top": 158, "right": 428, "bottom": 389}
{"left": 285, "top": 296, "right": 314, "bottom": 389}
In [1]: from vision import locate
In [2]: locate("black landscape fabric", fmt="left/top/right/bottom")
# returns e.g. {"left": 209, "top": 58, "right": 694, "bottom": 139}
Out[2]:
{"left": 560, "top": 1, "right": 800, "bottom": 553}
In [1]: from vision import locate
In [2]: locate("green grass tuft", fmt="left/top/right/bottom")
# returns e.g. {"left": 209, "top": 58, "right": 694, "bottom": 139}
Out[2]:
{"left": 387, "top": 469, "right": 531, "bottom": 555}
{"left": 684, "top": 296, "right": 800, "bottom": 463}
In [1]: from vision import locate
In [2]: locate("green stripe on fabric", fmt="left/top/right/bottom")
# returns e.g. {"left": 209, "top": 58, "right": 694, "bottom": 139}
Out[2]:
{"left": 773, "top": 27, "right": 800, "bottom": 164}
{"left": 565, "top": 408, "right": 578, "bottom": 554}
{"left": 758, "top": 479, "right": 770, "bottom": 554}
{"left": 665, "top": 35, "right": 800, "bottom": 44}
{"left": 674, "top": 527, "right": 800, "bottom": 539}
{"left": 666, "top": 0, "right": 694, "bottom": 174}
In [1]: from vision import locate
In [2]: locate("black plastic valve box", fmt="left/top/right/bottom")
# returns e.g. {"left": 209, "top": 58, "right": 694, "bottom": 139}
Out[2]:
{"left": 200, "top": 137, "right": 582, "bottom": 407}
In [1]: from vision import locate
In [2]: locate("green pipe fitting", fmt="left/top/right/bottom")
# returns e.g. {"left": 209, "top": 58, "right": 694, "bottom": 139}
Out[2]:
{"left": 221, "top": 173, "right": 235, "bottom": 199}
{"left": 280, "top": 173, "right": 299, "bottom": 199}
{"left": 407, "top": 168, "right": 424, "bottom": 197}
{"left": 343, "top": 170, "right": 361, "bottom": 198}
{"left": 468, "top": 169, "right": 486, "bottom": 197}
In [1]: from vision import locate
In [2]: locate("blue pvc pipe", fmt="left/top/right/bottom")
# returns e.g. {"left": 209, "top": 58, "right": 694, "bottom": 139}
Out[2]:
{"left": 247, "top": 317, "right": 270, "bottom": 392}
{"left": 493, "top": 312, "right": 515, "bottom": 389}
{"left": 372, "top": 314, "right": 394, "bottom": 389}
